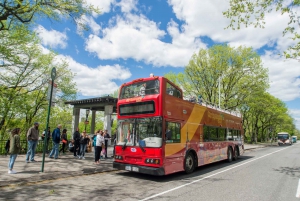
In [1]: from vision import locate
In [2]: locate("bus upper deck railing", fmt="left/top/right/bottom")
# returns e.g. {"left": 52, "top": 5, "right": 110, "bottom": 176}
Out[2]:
{"left": 185, "top": 97, "right": 242, "bottom": 117}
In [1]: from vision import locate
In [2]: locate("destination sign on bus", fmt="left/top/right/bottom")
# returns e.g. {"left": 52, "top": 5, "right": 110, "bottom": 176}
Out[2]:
{"left": 119, "top": 101, "right": 155, "bottom": 116}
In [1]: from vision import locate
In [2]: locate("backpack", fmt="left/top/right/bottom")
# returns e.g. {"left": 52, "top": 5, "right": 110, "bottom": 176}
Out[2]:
{"left": 92, "top": 135, "right": 97, "bottom": 147}
{"left": 5, "top": 139, "right": 10, "bottom": 152}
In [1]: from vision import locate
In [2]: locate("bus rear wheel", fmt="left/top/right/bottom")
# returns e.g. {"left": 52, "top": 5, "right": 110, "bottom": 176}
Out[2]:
{"left": 227, "top": 147, "right": 233, "bottom": 162}
{"left": 233, "top": 147, "right": 238, "bottom": 161}
{"left": 184, "top": 152, "right": 195, "bottom": 174}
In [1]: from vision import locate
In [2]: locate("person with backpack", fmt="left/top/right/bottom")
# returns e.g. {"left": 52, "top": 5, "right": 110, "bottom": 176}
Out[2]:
{"left": 5, "top": 138, "right": 10, "bottom": 156}
{"left": 73, "top": 127, "right": 81, "bottom": 158}
{"left": 8, "top": 128, "right": 21, "bottom": 174}
{"left": 25, "top": 122, "right": 40, "bottom": 163}
{"left": 49, "top": 124, "right": 62, "bottom": 159}
{"left": 59, "top": 129, "right": 68, "bottom": 154}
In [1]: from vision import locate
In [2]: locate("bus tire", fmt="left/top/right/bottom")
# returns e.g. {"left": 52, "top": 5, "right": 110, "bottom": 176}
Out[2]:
{"left": 184, "top": 152, "right": 195, "bottom": 174}
{"left": 233, "top": 147, "right": 238, "bottom": 161}
{"left": 227, "top": 147, "right": 233, "bottom": 163}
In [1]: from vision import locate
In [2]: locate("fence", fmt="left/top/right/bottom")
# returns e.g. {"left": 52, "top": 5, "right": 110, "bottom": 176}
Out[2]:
{"left": 0, "top": 140, "right": 58, "bottom": 155}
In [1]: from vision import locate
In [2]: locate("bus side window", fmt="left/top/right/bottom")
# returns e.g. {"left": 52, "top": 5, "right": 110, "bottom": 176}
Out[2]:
{"left": 210, "top": 127, "right": 217, "bottom": 141}
{"left": 204, "top": 126, "right": 209, "bottom": 142}
{"left": 166, "top": 122, "right": 181, "bottom": 143}
{"left": 218, "top": 128, "right": 226, "bottom": 141}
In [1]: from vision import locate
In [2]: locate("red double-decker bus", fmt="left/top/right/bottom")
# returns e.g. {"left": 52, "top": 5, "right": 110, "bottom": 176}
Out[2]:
{"left": 113, "top": 75, "right": 244, "bottom": 175}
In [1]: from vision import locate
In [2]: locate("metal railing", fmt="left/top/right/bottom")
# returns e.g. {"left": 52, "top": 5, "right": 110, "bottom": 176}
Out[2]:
{"left": 0, "top": 140, "right": 59, "bottom": 155}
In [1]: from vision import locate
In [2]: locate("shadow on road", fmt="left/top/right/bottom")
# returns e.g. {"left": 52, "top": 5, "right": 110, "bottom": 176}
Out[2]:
{"left": 116, "top": 155, "right": 254, "bottom": 183}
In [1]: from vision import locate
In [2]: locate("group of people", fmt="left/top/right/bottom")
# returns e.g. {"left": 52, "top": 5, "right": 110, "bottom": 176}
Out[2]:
{"left": 7, "top": 122, "right": 114, "bottom": 174}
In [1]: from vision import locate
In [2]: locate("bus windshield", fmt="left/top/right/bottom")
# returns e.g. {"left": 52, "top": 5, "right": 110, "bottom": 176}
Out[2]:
{"left": 117, "top": 117, "right": 163, "bottom": 148}
{"left": 278, "top": 134, "right": 289, "bottom": 140}
{"left": 119, "top": 80, "right": 160, "bottom": 99}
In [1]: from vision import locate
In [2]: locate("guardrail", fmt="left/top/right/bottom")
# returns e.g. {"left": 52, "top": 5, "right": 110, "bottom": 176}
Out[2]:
{"left": 0, "top": 140, "right": 57, "bottom": 155}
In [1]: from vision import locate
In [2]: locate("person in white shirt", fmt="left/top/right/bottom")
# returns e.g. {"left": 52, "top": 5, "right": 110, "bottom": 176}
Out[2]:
{"left": 139, "top": 83, "right": 146, "bottom": 96}
{"left": 94, "top": 130, "right": 104, "bottom": 164}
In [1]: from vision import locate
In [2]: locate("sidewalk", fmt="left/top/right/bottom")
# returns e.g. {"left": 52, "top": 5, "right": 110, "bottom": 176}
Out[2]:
{"left": 0, "top": 144, "right": 272, "bottom": 188}
{"left": 0, "top": 146, "right": 116, "bottom": 188}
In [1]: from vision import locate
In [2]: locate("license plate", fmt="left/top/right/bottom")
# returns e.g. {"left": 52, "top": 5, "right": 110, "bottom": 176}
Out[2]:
{"left": 125, "top": 166, "right": 131, "bottom": 171}
{"left": 132, "top": 167, "right": 139, "bottom": 172}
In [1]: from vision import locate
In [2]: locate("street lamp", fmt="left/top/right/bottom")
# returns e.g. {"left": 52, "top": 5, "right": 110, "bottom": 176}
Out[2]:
{"left": 85, "top": 109, "right": 90, "bottom": 131}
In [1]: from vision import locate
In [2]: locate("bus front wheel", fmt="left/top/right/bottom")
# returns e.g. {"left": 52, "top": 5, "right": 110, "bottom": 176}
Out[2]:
{"left": 184, "top": 152, "right": 195, "bottom": 174}
{"left": 227, "top": 147, "right": 233, "bottom": 162}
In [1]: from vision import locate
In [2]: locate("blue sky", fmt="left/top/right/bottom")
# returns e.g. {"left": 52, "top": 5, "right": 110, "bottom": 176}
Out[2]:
{"left": 35, "top": 0, "right": 300, "bottom": 129}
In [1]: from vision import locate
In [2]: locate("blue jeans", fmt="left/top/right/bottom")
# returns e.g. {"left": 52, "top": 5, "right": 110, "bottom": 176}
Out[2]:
{"left": 26, "top": 140, "right": 38, "bottom": 161}
{"left": 8, "top": 154, "right": 18, "bottom": 170}
{"left": 49, "top": 142, "right": 60, "bottom": 159}
{"left": 80, "top": 144, "right": 87, "bottom": 157}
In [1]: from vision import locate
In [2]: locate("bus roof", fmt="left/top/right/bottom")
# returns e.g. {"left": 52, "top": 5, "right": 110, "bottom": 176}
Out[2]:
{"left": 277, "top": 132, "right": 289, "bottom": 134}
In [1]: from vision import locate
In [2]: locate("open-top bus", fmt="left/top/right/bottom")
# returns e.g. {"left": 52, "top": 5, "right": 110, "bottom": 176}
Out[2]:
{"left": 113, "top": 75, "right": 244, "bottom": 175}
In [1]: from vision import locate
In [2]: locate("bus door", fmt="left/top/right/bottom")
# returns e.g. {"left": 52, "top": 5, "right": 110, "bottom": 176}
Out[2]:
{"left": 164, "top": 121, "right": 185, "bottom": 174}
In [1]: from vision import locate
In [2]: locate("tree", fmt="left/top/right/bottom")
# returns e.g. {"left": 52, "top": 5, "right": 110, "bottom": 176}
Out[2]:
{"left": 0, "top": 0, "right": 99, "bottom": 31}
{"left": 0, "top": 25, "right": 77, "bottom": 136}
{"left": 223, "top": 0, "right": 300, "bottom": 58}
{"left": 165, "top": 45, "right": 269, "bottom": 110}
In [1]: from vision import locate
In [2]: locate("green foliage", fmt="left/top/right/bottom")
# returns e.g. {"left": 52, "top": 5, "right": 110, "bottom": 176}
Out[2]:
{"left": 165, "top": 44, "right": 269, "bottom": 110}
{"left": 0, "top": 0, "right": 100, "bottom": 31}
{"left": 0, "top": 25, "right": 77, "bottom": 138}
{"left": 224, "top": 0, "right": 300, "bottom": 58}
{"left": 165, "top": 44, "right": 296, "bottom": 143}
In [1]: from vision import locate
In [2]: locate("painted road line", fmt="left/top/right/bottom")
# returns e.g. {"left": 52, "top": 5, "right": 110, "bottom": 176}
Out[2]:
{"left": 296, "top": 179, "right": 300, "bottom": 198}
{"left": 140, "top": 146, "right": 291, "bottom": 201}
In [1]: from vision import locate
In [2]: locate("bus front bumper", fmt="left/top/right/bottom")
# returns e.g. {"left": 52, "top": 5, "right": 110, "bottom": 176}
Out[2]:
{"left": 113, "top": 162, "right": 165, "bottom": 176}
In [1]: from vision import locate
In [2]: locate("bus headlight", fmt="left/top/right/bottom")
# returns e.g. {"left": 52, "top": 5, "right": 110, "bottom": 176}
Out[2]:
{"left": 115, "top": 155, "right": 123, "bottom": 160}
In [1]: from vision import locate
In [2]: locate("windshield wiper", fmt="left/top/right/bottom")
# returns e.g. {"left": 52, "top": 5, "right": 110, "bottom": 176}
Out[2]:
{"left": 139, "top": 143, "right": 145, "bottom": 153}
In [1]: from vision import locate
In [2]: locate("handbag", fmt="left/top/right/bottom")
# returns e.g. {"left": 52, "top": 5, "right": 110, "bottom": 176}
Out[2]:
{"left": 62, "top": 139, "right": 67, "bottom": 144}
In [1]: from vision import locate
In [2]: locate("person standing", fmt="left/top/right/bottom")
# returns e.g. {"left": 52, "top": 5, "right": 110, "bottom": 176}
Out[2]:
{"left": 8, "top": 128, "right": 21, "bottom": 174}
{"left": 42, "top": 127, "right": 51, "bottom": 153}
{"left": 112, "top": 129, "right": 117, "bottom": 158}
{"left": 26, "top": 122, "right": 40, "bottom": 163}
{"left": 73, "top": 127, "right": 81, "bottom": 158}
{"left": 79, "top": 131, "right": 89, "bottom": 159}
{"left": 94, "top": 130, "right": 104, "bottom": 164}
{"left": 103, "top": 130, "right": 111, "bottom": 159}
{"left": 59, "top": 129, "right": 68, "bottom": 154}
{"left": 49, "top": 124, "right": 62, "bottom": 159}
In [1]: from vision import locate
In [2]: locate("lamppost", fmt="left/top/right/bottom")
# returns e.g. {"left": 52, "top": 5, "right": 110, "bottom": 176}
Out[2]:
{"left": 85, "top": 109, "right": 90, "bottom": 131}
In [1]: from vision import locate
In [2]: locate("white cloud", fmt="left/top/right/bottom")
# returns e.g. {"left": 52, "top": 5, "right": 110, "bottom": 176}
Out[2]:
{"left": 116, "top": 0, "right": 138, "bottom": 13}
{"left": 85, "top": 13, "right": 205, "bottom": 67}
{"left": 85, "top": 0, "right": 115, "bottom": 14}
{"left": 55, "top": 55, "right": 131, "bottom": 96}
{"left": 35, "top": 25, "right": 68, "bottom": 49}
{"left": 262, "top": 52, "right": 300, "bottom": 101}
{"left": 289, "top": 109, "right": 300, "bottom": 131}
{"left": 77, "top": 15, "right": 101, "bottom": 35}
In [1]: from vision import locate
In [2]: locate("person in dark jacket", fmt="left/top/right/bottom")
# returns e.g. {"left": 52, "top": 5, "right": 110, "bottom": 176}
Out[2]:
{"left": 42, "top": 127, "right": 51, "bottom": 153}
{"left": 8, "top": 128, "right": 21, "bottom": 174}
{"left": 59, "top": 129, "right": 68, "bottom": 154}
{"left": 79, "top": 131, "right": 89, "bottom": 159}
{"left": 25, "top": 122, "right": 40, "bottom": 163}
{"left": 73, "top": 127, "right": 81, "bottom": 157}
{"left": 49, "top": 124, "right": 62, "bottom": 159}
{"left": 103, "top": 130, "right": 111, "bottom": 159}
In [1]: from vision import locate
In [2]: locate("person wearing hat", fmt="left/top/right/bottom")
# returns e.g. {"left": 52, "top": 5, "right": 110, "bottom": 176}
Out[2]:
{"left": 25, "top": 122, "right": 40, "bottom": 163}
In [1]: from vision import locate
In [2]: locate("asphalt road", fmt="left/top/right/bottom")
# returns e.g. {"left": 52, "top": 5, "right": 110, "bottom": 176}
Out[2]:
{"left": 1, "top": 144, "right": 300, "bottom": 201}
